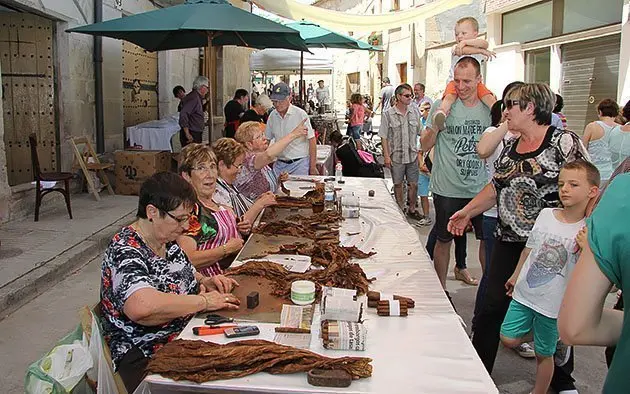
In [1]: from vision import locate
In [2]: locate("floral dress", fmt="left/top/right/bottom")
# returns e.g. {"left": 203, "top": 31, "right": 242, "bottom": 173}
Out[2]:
{"left": 100, "top": 226, "right": 199, "bottom": 369}
{"left": 185, "top": 201, "right": 242, "bottom": 274}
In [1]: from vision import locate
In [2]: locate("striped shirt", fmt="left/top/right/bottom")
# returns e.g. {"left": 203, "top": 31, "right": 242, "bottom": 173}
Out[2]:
{"left": 379, "top": 105, "right": 421, "bottom": 164}
{"left": 213, "top": 177, "right": 253, "bottom": 219}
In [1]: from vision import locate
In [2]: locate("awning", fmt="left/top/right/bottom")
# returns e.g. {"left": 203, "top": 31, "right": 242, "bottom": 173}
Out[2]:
{"left": 250, "top": 48, "right": 333, "bottom": 74}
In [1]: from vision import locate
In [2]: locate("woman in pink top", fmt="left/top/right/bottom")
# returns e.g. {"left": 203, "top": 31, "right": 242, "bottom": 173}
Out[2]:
{"left": 233, "top": 121, "right": 308, "bottom": 200}
{"left": 348, "top": 93, "right": 371, "bottom": 150}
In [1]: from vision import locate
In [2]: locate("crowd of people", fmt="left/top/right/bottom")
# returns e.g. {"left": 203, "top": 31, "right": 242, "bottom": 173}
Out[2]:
{"left": 102, "top": 15, "right": 630, "bottom": 394}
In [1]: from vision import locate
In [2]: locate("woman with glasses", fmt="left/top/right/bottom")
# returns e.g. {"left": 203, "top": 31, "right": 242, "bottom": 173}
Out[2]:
{"left": 234, "top": 121, "right": 307, "bottom": 200}
{"left": 100, "top": 172, "right": 240, "bottom": 392}
{"left": 212, "top": 137, "right": 277, "bottom": 219}
{"left": 177, "top": 143, "right": 250, "bottom": 275}
{"left": 447, "top": 83, "right": 588, "bottom": 389}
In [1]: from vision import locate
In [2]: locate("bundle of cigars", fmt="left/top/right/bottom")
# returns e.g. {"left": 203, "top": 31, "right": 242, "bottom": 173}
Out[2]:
{"left": 366, "top": 291, "right": 415, "bottom": 308}
{"left": 321, "top": 320, "right": 366, "bottom": 351}
{"left": 376, "top": 300, "right": 409, "bottom": 317}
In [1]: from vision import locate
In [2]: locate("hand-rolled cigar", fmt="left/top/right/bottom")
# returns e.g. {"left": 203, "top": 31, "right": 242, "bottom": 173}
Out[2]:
{"left": 367, "top": 291, "right": 415, "bottom": 308}
{"left": 274, "top": 327, "right": 311, "bottom": 334}
{"left": 321, "top": 320, "right": 366, "bottom": 350}
{"left": 376, "top": 299, "right": 408, "bottom": 316}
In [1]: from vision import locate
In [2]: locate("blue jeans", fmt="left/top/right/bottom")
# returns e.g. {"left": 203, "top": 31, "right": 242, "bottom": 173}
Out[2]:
{"left": 426, "top": 223, "right": 467, "bottom": 269}
{"left": 273, "top": 157, "right": 310, "bottom": 177}
{"left": 472, "top": 215, "right": 497, "bottom": 332}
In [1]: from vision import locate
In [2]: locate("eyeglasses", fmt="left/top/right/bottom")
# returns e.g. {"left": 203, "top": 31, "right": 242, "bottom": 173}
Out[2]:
{"left": 231, "top": 162, "right": 244, "bottom": 170}
{"left": 503, "top": 99, "right": 520, "bottom": 109}
{"left": 401, "top": 94, "right": 414, "bottom": 98}
{"left": 192, "top": 165, "right": 215, "bottom": 173}
{"left": 161, "top": 210, "right": 190, "bottom": 225}
{"left": 420, "top": 108, "right": 430, "bottom": 112}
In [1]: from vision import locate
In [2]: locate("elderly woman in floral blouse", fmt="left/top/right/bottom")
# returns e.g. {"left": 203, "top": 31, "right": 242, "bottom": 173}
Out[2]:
{"left": 100, "top": 172, "right": 239, "bottom": 392}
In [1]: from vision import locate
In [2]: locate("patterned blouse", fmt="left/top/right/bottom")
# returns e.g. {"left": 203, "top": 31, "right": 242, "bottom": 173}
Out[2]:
{"left": 233, "top": 152, "right": 277, "bottom": 201}
{"left": 493, "top": 126, "right": 588, "bottom": 243}
{"left": 185, "top": 201, "right": 242, "bottom": 274}
{"left": 213, "top": 177, "right": 254, "bottom": 219}
{"left": 100, "top": 226, "right": 199, "bottom": 369}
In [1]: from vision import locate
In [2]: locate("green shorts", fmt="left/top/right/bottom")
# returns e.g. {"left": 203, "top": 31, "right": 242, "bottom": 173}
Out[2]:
{"left": 500, "top": 299, "right": 558, "bottom": 357}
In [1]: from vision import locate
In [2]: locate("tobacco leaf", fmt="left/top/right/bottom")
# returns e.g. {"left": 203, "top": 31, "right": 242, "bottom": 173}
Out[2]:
{"left": 147, "top": 339, "right": 372, "bottom": 383}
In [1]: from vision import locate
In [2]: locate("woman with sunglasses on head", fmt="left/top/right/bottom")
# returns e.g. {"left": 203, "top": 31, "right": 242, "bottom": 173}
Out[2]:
{"left": 177, "top": 143, "right": 249, "bottom": 276}
{"left": 100, "top": 172, "right": 240, "bottom": 393}
{"left": 447, "top": 83, "right": 588, "bottom": 390}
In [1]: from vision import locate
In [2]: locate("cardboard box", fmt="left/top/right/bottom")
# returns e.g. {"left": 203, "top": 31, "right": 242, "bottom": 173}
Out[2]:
{"left": 114, "top": 150, "right": 171, "bottom": 195}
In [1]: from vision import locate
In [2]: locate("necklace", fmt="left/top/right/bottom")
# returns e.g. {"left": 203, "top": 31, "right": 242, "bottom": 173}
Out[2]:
{"left": 133, "top": 220, "right": 166, "bottom": 258}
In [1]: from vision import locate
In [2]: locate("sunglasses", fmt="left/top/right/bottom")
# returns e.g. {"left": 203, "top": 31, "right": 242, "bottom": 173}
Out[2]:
{"left": 503, "top": 99, "right": 520, "bottom": 109}
{"left": 401, "top": 94, "right": 414, "bottom": 98}
{"left": 161, "top": 210, "right": 190, "bottom": 225}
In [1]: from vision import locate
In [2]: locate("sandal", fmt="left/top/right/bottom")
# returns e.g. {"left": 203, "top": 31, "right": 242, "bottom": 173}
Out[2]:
{"left": 454, "top": 267, "right": 478, "bottom": 286}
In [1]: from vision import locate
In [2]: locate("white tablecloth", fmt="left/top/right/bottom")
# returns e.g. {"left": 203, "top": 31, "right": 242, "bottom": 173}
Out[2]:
{"left": 134, "top": 177, "right": 498, "bottom": 394}
{"left": 126, "top": 114, "right": 180, "bottom": 152}
{"left": 316, "top": 145, "right": 334, "bottom": 176}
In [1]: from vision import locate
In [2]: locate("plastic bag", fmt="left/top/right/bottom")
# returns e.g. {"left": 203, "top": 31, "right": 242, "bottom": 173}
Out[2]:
{"left": 25, "top": 310, "right": 119, "bottom": 394}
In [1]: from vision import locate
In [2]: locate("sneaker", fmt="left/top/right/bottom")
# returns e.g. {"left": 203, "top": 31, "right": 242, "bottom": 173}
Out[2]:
{"left": 554, "top": 340, "right": 572, "bottom": 367}
{"left": 433, "top": 110, "right": 446, "bottom": 131}
{"left": 514, "top": 343, "right": 536, "bottom": 359}
{"left": 406, "top": 210, "right": 425, "bottom": 221}
{"left": 417, "top": 216, "right": 432, "bottom": 226}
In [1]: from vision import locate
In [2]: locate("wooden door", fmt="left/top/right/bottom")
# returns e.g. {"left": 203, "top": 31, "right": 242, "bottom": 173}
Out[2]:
{"left": 397, "top": 62, "right": 407, "bottom": 84}
{"left": 122, "top": 41, "right": 158, "bottom": 129}
{"left": 0, "top": 12, "right": 56, "bottom": 186}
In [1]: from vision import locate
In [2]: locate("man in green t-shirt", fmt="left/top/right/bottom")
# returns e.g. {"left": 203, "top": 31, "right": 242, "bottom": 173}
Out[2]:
{"left": 559, "top": 171, "right": 630, "bottom": 394}
{"left": 421, "top": 56, "right": 491, "bottom": 289}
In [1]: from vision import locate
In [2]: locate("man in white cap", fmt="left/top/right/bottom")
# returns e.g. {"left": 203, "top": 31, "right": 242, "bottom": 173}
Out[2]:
{"left": 266, "top": 82, "right": 317, "bottom": 176}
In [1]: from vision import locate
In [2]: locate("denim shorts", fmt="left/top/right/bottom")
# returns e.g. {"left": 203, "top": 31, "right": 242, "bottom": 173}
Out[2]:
{"left": 417, "top": 173, "right": 430, "bottom": 196}
{"left": 501, "top": 299, "right": 559, "bottom": 357}
{"left": 346, "top": 125, "right": 362, "bottom": 140}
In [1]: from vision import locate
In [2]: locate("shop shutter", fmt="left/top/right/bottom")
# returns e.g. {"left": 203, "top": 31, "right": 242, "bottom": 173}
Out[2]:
{"left": 561, "top": 34, "right": 620, "bottom": 135}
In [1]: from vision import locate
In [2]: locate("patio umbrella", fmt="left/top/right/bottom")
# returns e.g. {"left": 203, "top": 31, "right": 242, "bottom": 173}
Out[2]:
{"left": 67, "top": 0, "right": 310, "bottom": 136}
{"left": 284, "top": 20, "right": 381, "bottom": 103}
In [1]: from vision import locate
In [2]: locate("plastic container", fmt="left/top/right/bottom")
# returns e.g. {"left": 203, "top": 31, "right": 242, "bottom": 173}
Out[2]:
{"left": 324, "top": 180, "right": 335, "bottom": 211}
{"left": 335, "top": 163, "right": 343, "bottom": 183}
{"left": 291, "top": 280, "right": 316, "bottom": 305}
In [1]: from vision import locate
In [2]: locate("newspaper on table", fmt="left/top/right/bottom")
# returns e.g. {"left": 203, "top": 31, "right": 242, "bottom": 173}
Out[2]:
{"left": 243, "top": 254, "right": 311, "bottom": 273}
{"left": 273, "top": 304, "right": 314, "bottom": 349}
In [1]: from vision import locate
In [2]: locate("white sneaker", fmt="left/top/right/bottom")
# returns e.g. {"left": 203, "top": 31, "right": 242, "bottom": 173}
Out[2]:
{"left": 514, "top": 343, "right": 536, "bottom": 359}
{"left": 417, "top": 216, "right": 432, "bottom": 226}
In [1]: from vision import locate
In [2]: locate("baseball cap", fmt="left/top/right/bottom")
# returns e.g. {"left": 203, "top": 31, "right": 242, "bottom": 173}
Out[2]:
{"left": 270, "top": 82, "right": 291, "bottom": 101}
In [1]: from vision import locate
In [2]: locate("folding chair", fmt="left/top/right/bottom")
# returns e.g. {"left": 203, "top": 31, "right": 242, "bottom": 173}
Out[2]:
{"left": 70, "top": 137, "right": 114, "bottom": 201}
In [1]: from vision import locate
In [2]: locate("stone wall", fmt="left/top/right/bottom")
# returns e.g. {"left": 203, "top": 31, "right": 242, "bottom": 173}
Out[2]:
{"left": 0, "top": 0, "right": 199, "bottom": 223}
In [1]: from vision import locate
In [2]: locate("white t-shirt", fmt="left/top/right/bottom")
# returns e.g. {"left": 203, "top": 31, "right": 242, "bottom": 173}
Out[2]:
{"left": 448, "top": 54, "right": 486, "bottom": 82}
{"left": 513, "top": 208, "right": 584, "bottom": 319}
{"left": 265, "top": 104, "right": 315, "bottom": 161}
{"left": 482, "top": 127, "right": 516, "bottom": 218}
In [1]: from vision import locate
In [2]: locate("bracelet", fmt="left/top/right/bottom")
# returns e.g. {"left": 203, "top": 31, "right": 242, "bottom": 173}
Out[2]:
{"left": 199, "top": 294, "right": 209, "bottom": 311}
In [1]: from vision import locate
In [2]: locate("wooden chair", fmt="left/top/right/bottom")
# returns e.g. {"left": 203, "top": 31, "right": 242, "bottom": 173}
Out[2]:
{"left": 29, "top": 134, "right": 73, "bottom": 222}
{"left": 70, "top": 136, "right": 114, "bottom": 201}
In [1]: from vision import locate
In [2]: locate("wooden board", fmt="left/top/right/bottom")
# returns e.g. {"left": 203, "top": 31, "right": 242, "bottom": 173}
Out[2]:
{"left": 218, "top": 275, "right": 287, "bottom": 323}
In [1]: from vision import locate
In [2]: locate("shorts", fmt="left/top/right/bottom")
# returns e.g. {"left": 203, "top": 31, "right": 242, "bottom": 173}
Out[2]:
{"left": 391, "top": 159, "right": 419, "bottom": 185}
{"left": 501, "top": 299, "right": 559, "bottom": 357}
{"left": 417, "top": 173, "right": 430, "bottom": 196}
{"left": 444, "top": 81, "right": 494, "bottom": 100}
{"left": 432, "top": 193, "right": 483, "bottom": 242}
{"left": 346, "top": 125, "right": 362, "bottom": 140}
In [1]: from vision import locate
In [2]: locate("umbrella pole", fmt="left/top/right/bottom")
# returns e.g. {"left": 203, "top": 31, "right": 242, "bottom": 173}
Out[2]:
{"left": 300, "top": 51, "right": 304, "bottom": 104}
{"left": 207, "top": 32, "right": 216, "bottom": 142}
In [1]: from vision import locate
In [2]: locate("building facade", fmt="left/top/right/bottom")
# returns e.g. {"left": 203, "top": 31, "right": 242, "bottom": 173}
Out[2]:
{"left": 485, "top": 0, "right": 629, "bottom": 133}
{"left": 0, "top": 0, "right": 251, "bottom": 223}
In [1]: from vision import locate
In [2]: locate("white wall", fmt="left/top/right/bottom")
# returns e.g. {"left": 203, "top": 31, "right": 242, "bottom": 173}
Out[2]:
{"left": 485, "top": 43, "right": 524, "bottom": 98}
{"left": 618, "top": 0, "right": 630, "bottom": 105}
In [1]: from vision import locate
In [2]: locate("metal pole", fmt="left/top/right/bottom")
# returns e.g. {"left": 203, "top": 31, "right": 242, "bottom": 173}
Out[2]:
{"left": 300, "top": 51, "right": 304, "bottom": 103}
{"left": 207, "top": 33, "right": 215, "bottom": 142}
{"left": 94, "top": 0, "right": 104, "bottom": 153}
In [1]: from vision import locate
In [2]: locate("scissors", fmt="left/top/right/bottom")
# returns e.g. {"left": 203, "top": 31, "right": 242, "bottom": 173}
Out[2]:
{"left": 205, "top": 314, "right": 234, "bottom": 325}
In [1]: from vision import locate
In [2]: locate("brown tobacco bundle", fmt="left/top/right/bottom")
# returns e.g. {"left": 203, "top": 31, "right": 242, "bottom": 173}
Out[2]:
{"left": 285, "top": 211, "right": 344, "bottom": 226}
{"left": 267, "top": 242, "right": 375, "bottom": 268}
{"left": 147, "top": 339, "right": 372, "bottom": 383}
{"left": 275, "top": 196, "right": 313, "bottom": 209}
{"left": 253, "top": 220, "right": 317, "bottom": 239}
{"left": 226, "top": 260, "right": 373, "bottom": 299}
{"left": 376, "top": 300, "right": 408, "bottom": 316}
{"left": 367, "top": 291, "right": 415, "bottom": 308}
